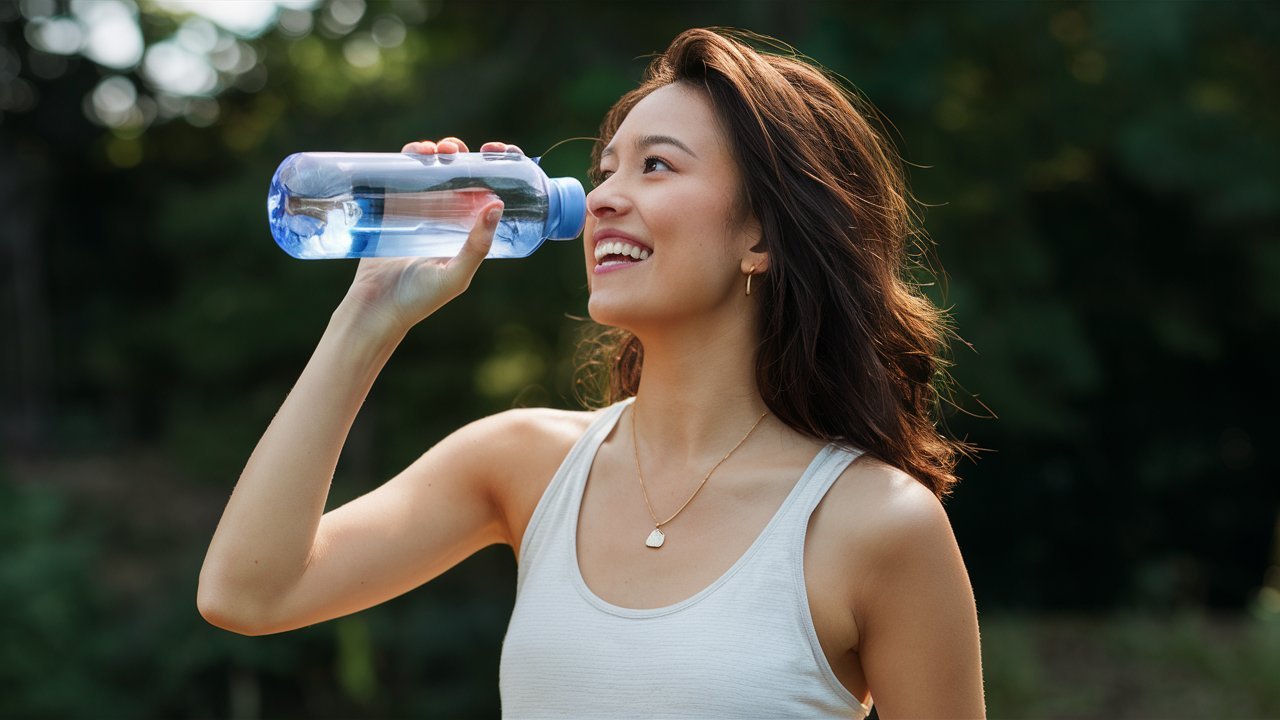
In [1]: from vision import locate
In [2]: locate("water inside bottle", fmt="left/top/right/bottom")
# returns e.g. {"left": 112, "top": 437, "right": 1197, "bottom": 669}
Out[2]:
{"left": 268, "top": 154, "right": 551, "bottom": 259}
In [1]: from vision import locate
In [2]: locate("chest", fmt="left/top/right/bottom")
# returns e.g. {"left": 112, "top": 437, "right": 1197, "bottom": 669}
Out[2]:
{"left": 576, "top": 447, "right": 791, "bottom": 606}
{"left": 572, "top": 441, "right": 869, "bottom": 702}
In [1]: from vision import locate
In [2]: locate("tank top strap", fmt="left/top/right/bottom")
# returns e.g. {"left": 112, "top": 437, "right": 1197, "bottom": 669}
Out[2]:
{"left": 515, "top": 397, "right": 633, "bottom": 587}
{"left": 773, "top": 443, "right": 866, "bottom": 546}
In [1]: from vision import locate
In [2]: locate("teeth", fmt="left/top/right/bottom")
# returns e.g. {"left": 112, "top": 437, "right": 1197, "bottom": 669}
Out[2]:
{"left": 594, "top": 238, "right": 652, "bottom": 262}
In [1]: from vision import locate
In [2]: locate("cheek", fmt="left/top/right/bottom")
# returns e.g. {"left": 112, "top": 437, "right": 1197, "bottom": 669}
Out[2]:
{"left": 655, "top": 190, "right": 742, "bottom": 263}
{"left": 582, "top": 216, "right": 598, "bottom": 255}
{"left": 581, "top": 215, "right": 599, "bottom": 281}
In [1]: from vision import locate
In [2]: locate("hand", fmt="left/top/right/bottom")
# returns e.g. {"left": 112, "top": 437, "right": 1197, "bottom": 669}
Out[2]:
{"left": 339, "top": 137, "right": 521, "bottom": 338}
{"left": 401, "top": 138, "right": 524, "bottom": 157}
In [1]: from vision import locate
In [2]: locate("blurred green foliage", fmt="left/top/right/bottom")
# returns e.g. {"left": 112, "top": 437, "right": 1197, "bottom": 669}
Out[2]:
{"left": 2, "top": 0, "right": 1278, "bottom": 716}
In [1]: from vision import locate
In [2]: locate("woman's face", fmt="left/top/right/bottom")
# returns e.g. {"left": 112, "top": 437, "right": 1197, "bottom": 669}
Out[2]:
{"left": 584, "top": 83, "right": 761, "bottom": 332}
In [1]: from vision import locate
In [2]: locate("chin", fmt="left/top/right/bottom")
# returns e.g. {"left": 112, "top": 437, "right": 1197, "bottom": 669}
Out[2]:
{"left": 591, "top": 284, "right": 677, "bottom": 332}
{"left": 586, "top": 293, "right": 636, "bottom": 331}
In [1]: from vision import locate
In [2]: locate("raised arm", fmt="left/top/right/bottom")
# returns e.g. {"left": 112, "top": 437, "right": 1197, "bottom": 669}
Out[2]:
{"left": 197, "top": 138, "right": 520, "bottom": 635}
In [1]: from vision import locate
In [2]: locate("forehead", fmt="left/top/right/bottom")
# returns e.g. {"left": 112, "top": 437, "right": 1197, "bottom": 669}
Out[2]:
{"left": 605, "top": 83, "right": 728, "bottom": 157}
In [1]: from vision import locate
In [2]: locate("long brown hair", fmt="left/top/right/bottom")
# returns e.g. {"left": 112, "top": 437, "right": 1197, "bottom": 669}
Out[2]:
{"left": 578, "top": 28, "right": 975, "bottom": 499}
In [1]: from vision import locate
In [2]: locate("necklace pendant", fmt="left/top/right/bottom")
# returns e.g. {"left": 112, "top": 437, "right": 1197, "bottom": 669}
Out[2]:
{"left": 645, "top": 528, "right": 666, "bottom": 548}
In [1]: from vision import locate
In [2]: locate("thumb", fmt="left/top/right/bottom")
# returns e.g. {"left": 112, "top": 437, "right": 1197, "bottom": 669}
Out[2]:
{"left": 446, "top": 200, "right": 503, "bottom": 277}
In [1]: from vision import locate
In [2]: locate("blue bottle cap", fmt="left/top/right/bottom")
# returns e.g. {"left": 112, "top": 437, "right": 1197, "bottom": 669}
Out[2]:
{"left": 546, "top": 176, "right": 587, "bottom": 240}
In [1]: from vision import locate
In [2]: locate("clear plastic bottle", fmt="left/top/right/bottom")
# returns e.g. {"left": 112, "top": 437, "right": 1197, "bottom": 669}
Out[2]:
{"left": 267, "top": 150, "right": 587, "bottom": 259}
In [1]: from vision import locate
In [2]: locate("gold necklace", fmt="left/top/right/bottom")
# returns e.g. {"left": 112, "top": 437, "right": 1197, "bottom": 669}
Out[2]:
{"left": 630, "top": 404, "right": 769, "bottom": 549}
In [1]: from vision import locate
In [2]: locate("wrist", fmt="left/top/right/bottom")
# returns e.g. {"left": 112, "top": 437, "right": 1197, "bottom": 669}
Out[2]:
{"left": 330, "top": 297, "right": 409, "bottom": 353}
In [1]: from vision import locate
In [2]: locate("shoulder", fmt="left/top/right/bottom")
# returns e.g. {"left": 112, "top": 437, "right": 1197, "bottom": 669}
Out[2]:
{"left": 822, "top": 453, "right": 954, "bottom": 563}
{"left": 456, "top": 405, "right": 596, "bottom": 451}
{"left": 839, "top": 453, "right": 952, "bottom": 532}
{"left": 809, "top": 453, "right": 968, "bottom": 631}
{"left": 451, "top": 406, "right": 600, "bottom": 549}
{"left": 453, "top": 406, "right": 597, "bottom": 487}
{"left": 819, "top": 456, "right": 985, "bottom": 716}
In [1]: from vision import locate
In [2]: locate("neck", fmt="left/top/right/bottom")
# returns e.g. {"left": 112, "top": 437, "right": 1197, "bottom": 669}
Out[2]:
{"left": 628, "top": 307, "right": 770, "bottom": 465}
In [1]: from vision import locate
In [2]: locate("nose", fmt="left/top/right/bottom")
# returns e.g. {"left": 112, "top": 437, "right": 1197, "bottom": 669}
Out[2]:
{"left": 586, "top": 177, "right": 629, "bottom": 219}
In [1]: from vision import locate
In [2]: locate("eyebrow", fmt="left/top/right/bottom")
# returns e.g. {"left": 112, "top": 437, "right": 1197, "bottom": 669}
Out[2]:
{"left": 600, "top": 134, "right": 698, "bottom": 159}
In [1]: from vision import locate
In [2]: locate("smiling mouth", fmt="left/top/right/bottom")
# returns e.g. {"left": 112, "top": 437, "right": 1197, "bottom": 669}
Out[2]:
{"left": 593, "top": 239, "right": 652, "bottom": 267}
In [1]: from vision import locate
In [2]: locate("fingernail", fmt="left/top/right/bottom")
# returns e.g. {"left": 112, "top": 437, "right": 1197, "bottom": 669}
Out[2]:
{"left": 486, "top": 207, "right": 503, "bottom": 227}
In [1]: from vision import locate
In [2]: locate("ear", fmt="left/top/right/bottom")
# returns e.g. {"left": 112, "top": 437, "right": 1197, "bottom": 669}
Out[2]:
{"left": 741, "top": 253, "right": 769, "bottom": 276}
{"left": 739, "top": 215, "right": 769, "bottom": 275}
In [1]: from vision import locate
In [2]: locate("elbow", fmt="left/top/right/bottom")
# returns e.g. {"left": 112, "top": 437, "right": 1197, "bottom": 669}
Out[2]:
{"left": 196, "top": 573, "right": 272, "bottom": 636}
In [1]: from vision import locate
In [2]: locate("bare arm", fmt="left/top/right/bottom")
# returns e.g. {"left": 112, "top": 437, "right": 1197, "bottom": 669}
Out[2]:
{"left": 197, "top": 301, "right": 410, "bottom": 632}
{"left": 857, "top": 480, "right": 986, "bottom": 719}
{"left": 198, "top": 137, "right": 520, "bottom": 635}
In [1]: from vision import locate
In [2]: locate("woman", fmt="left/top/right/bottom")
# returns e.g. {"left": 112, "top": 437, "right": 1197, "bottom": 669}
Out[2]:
{"left": 199, "top": 28, "right": 985, "bottom": 719}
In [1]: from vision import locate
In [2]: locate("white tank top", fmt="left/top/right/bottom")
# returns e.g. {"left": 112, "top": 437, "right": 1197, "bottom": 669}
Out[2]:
{"left": 499, "top": 398, "right": 873, "bottom": 719}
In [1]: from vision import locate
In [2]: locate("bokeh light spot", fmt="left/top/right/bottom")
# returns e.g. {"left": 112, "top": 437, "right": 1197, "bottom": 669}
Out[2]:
{"left": 277, "top": 7, "right": 313, "bottom": 37}
{"left": 330, "top": 0, "right": 365, "bottom": 26}
{"left": 371, "top": 15, "right": 406, "bottom": 48}
{"left": 19, "top": 0, "right": 56, "bottom": 20}
{"left": 24, "top": 16, "right": 84, "bottom": 55}
{"left": 320, "top": 0, "right": 364, "bottom": 36}
{"left": 144, "top": 40, "right": 218, "bottom": 96}
{"left": 151, "top": 0, "right": 278, "bottom": 38}
{"left": 73, "top": 0, "right": 144, "bottom": 69}
{"left": 176, "top": 17, "right": 220, "bottom": 56}
{"left": 343, "top": 35, "right": 380, "bottom": 69}
{"left": 0, "top": 76, "right": 38, "bottom": 112}
{"left": 92, "top": 75, "right": 136, "bottom": 118}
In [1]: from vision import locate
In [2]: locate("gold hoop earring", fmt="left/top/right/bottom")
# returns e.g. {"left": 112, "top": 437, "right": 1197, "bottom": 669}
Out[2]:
{"left": 745, "top": 264, "right": 758, "bottom": 296}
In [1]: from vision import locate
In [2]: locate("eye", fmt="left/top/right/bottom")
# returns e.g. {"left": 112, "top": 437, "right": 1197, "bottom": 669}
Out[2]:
{"left": 591, "top": 156, "right": 671, "bottom": 187}
{"left": 642, "top": 156, "right": 672, "bottom": 174}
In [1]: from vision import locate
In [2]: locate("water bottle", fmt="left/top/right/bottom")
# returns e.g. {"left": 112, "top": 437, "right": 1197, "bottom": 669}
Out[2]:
{"left": 267, "top": 150, "right": 587, "bottom": 259}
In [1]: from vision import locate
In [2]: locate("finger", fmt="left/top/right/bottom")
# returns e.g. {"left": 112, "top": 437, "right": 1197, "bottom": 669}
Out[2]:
{"left": 402, "top": 140, "right": 437, "bottom": 155}
{"left": 437, "top": 137, "right": 469, "bottom": 154}
{"left": 480, "top": 142, "right": 524, "bottom": 156}
{"left": 445, "top": 200, "right": 503, "bottom": 277}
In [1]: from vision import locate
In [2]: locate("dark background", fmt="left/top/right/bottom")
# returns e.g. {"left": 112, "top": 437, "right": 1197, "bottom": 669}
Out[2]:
{"left": 2, "top": 0, "right": 1278, "bottom": 717}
